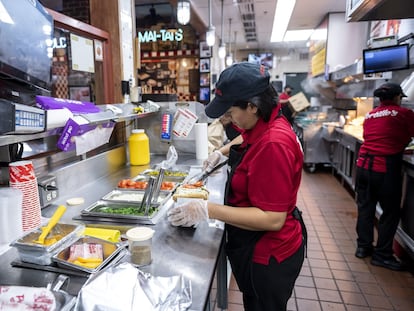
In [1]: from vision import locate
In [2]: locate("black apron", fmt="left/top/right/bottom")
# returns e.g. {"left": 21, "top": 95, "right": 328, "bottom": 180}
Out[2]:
{"left": 356, "top": 152, "right": 403, "bottom": 191}
{"left": 224, "top": 143, "right": 264, "bottom": 296}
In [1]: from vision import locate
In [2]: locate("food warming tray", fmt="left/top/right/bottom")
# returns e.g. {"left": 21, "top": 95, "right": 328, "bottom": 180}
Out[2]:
{"left": 53, "top": 236, "right": 125, "bottom": 273}
{"left": 80, "top": 199, "right": 171, "bottom": 225}
{"left": 141, "top": 165, "right": 190, "bottom": 182}
{"left": 101, "top": 189, "right": 170, "bottom": 204}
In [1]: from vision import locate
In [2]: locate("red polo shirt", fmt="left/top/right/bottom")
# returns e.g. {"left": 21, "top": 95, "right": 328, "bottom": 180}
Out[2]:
{"left": 227, "top": 106, "right": 304, "bottom": 264}
{"left": 278, "top": 92, "right": 289, "bottom": 102}
{"left": 357, "top": 100, "right": 414, "bottom": 172}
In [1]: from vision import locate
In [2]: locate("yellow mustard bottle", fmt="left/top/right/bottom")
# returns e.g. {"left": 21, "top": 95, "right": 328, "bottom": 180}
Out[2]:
{"left": 128, "top": 129, "right": 150, "bottom": 165}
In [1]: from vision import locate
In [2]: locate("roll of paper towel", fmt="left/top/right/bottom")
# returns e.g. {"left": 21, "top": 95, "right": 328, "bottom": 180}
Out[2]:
{"left": 194, "top": 123, "right": 209, "bottom": 160}
{"left": 46, "top": 108, "right": 73, "bottom": 129}
{"left": 0, "top": 188, "right": 23, "bottom": 244}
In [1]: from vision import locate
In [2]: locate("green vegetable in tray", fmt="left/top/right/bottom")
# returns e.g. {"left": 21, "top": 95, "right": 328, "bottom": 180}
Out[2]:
{"left": 94, "top": 205, "right": 158, "bottom": 216}
{"left": 146, "top": 170, "right": 187, "bottom": 177}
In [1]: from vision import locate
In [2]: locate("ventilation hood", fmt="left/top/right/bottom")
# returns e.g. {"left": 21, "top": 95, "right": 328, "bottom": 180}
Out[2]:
{"left": 347, "top": 0, "right": 414, "bottom": 22}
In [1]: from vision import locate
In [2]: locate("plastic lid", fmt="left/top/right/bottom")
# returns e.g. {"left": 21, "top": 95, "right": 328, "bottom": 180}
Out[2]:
{"left": 132, "top": 129, "right": 145, "bottom": 134}
{"left": 126, "top": 226, "right": 154, "bottom": 241}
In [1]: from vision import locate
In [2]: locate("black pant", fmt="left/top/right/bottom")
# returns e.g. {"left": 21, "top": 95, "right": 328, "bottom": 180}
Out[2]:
{"left": 242, "top": 241, "right": 305, "bottom": 311}
{"left": 355, "top": 167, "right": 402, "bottom": 259}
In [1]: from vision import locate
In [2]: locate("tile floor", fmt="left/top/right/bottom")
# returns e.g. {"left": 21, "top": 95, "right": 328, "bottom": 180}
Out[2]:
{"left": 214, "top": 168, "right": 414, "bottom": 311}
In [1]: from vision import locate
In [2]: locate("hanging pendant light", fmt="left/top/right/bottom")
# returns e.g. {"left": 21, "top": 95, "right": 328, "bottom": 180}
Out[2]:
{"left": 206, "top": 0, "right": 215, "bottom": 47}
{"left": 177, "top": 0, "right": 190, "bottom": 25}
{"left": 218, "top": 0, "right": 226, "bottom": 59}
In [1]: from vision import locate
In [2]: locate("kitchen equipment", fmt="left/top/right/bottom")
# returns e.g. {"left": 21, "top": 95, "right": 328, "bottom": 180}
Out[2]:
{"left": 11, "top": 223, "right": 84, "bottom": 265}
{"left": 149, "top": 167, "right": 165, "bottom": 207}
{"left": 53, "top": 236, "right": 126, "bottom": 273}
{"left": 139, "top": 176, "right": 156, "bottom": 213}
{"left": 34, "top": 205, "right": 67, "bottom": 245}
{"left": 0, "top": 99, "right": 46, "bottom": 134}
{"left": 101, "top": 189, "right": 170, "bottom": 204}
{"left": 186, "top": 160, "right": 228, "bottom": 185}
{"left": 79, "top": 199, "right": 170, "bottom": 225}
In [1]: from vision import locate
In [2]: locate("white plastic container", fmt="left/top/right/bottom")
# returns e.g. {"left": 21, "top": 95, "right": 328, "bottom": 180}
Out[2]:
{"left": 0, "top": 188, "right": 23, "bottom": 244}
{"left": 126, "top": 226, "right": 154, "bottom": 265}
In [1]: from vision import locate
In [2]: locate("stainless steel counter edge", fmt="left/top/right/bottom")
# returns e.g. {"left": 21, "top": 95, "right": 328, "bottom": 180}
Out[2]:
{"left": 0, "top": 153, "right": 229, "bottom": 311}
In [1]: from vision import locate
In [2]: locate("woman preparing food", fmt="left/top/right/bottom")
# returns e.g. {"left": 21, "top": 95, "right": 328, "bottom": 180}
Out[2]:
{"left": 168, "top": 62, "right": 306, "bottom": 311}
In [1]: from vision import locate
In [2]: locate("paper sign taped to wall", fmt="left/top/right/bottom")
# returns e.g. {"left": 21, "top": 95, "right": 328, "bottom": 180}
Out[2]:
{"left": 288, "top": 92, "right": 310, "bottom": 112}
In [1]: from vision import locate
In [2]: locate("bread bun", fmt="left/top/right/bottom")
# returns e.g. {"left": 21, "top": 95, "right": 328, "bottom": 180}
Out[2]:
{"left": 172, "top": 186, "right": 209, "bottom": 201}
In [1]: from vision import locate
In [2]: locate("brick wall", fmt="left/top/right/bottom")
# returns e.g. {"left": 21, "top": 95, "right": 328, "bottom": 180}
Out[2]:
{"left": 62, "top": 0, "right": 90, "bottom": 24}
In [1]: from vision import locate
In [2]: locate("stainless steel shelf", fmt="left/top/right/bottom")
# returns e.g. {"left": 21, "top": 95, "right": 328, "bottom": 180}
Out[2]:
{"left": 0, "top": 103, "right": 159, "bottom": 147}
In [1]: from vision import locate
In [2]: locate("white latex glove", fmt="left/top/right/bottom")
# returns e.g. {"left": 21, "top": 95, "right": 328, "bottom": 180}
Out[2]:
{"left": 203, "top": 150, "right": 226, "bottom": 172}
{"left": 167, "top": 199, "right": 209, "bottom": 227}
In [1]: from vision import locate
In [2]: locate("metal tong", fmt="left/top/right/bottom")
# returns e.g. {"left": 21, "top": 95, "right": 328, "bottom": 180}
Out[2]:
{"left": 186, "top": 160, "right": 228, "bottom": 185}
{"left": 139, "top": 177, "right": 155, "bottom": 215}
{"left": 139, "top": 168, "right": 165, "bottom": 216}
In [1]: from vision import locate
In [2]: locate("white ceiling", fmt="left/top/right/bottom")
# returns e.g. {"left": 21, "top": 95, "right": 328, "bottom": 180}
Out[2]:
{"left": 135, "top": 0, "right": 347, "bottom": 52}
{"left": 191, "top": 0, "right": 347, "bottom": 51}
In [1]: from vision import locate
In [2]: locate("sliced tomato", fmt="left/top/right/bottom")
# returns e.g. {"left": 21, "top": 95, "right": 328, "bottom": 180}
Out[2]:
{"left": 118, "top": 179, "right": 129, "bottom": 188}
{"left": 134, "top": 181, "right": 147, "bottom": 189}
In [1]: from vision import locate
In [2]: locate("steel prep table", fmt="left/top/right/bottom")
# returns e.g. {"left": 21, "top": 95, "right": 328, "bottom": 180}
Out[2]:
{"left": 0, "top": 155, "right": 229, "bottom": 311}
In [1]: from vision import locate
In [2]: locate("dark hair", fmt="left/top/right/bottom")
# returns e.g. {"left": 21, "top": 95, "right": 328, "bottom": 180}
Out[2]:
{"left": 232, "top": 86, "right": 278, "bottom": 122}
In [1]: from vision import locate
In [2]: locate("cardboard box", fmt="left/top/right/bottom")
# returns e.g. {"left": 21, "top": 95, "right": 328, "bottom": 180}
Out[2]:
{"left": 288, "top": 92, "right": 310, "bottom": 112}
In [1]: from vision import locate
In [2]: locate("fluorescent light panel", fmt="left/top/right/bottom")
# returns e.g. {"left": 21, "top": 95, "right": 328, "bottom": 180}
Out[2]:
{"left": 270, "top": 0, "right": 296, "bottom": 42}
{"left": 283, "top": 29, "right": 313, "bottom": 41}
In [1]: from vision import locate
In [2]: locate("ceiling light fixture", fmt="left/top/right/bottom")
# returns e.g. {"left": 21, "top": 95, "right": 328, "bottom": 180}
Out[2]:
{"left": 218, "top": 0, "right": 226, "bottom": 58}
{"left": 283, "top": 29, "right": 314, "bottom": 42}
{"left": 206, "top": 0, "right": 215, "bottom": 46}
{"left": 177, "top": 0, "right": 190, "bottom": 25}
{"left": 270, "top": 0, "right": 296, "bottom": 42}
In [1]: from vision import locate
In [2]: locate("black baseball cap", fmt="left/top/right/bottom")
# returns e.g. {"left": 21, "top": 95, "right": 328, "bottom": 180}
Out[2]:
{"left": 374, "top": 82, "right": 407, "bottom": 98}
{"left": 205, "top": 62, "right": 270, "bottom": 118}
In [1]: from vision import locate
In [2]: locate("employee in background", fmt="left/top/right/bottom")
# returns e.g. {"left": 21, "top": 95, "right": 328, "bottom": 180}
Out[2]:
{"left": 355, "top": 82, "right": 414, "bottom": 271}
{"left": 207, "top": 113, "right": 241, "bottom": 155}
{"left": 278, "top": 85, "right": 294, "bottom": 124}
{"left": 168, "top": 62, "right": 306, "bottom": 310}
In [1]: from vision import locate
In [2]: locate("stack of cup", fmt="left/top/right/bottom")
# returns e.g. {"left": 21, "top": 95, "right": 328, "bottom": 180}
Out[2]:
{"left": 9, "top": 161, "right": 42, "bottom": 232}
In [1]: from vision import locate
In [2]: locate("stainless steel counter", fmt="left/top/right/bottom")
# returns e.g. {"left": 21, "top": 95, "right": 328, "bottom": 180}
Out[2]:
{"left": 0, "top": 153, "right": 228, "bottom": 311}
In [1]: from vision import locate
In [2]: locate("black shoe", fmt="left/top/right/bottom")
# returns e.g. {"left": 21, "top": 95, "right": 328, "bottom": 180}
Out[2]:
{"left": 355, "top": 247, "right": 373, "bottom": 258}
{"left": 371, "top": 256, "right": 405, "bottom": 271}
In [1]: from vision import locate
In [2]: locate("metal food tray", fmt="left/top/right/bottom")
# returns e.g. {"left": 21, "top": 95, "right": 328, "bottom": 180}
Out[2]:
{"left": 116, "top": 179, "right": 178, "bottom": 193}
{"left": 80, "top": 200, "right": 162, "bottom": 222}
{"left": 11, "top": 223, "right": 84, "bottom": 255}
{"left": 53, "top": 236, "right": 125, "bottom": 273}
{"left": 101, "top": 189, "right": 170, "bottom": 204}
{"left": 141, "top": 165, "right": 190, "bottom": 182}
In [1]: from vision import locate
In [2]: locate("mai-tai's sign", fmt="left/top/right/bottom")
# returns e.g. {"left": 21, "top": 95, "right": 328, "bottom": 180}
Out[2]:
{"left": 138, "top": 28, "right": 184, "bottom": 43}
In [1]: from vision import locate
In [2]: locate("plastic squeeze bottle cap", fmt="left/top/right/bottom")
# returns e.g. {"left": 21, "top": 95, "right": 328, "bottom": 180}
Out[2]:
{"left": 132, "top": 129, "right": 145, "bottom": 134}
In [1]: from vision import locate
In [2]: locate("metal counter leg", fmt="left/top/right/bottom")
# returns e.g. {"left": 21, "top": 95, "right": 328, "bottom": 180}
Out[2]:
{"left": 216, "top": 238, "right": 228, "bottom": 310}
